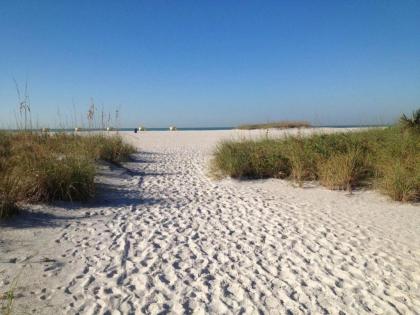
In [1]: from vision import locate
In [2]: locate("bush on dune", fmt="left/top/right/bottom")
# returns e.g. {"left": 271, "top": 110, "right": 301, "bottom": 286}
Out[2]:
{"left": 15, "top": 155, "right": 96, "bottom": 202}
{"left": 213, "top": 113, "right": 420, "bottom": 202}
{"left": 0, "top": 132, "right": 136, "bottom": 218}
{"left": 377, "top": 160, "right": 419, "bottom": 202}
{"left": 0, "top": 133, "right": 18, "bottom": 218}
{"left": 284, "top": 138, "right": 317, "bottom": 185}
{"left": 374, "top": 128, "right": 420, "bottom": 202}
{"left": 317, "top": 148, "right": 367, "bottom": 191}
{"left": 86, "top": 135, "right": 135, "bottom": 164}
{"left": 250, "top": 140, "right": 290, "bottom": 178}
{"left": 212, "top": 140, "right": 290, "bottom": 179}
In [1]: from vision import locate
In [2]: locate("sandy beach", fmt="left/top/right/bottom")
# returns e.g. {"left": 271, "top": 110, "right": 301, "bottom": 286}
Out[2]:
{"left": 1, "top": 129, "right": 419, "bottom": 314}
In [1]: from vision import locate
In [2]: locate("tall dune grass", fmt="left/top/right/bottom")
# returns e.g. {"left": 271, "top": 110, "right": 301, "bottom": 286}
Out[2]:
{"left": 212, "top": 140, "right": 290, "bottom": 179}
{"left": 317, "top": 148, "right": 367, "bottom": 191}
{"left": 0, "top": 132, "right": 135, "bottom": 218}
{"left": 0, "top": 175, "right": 19, "bottom": 219}
{"left": 212, "top": 121, "right": 419, "bottom": 202}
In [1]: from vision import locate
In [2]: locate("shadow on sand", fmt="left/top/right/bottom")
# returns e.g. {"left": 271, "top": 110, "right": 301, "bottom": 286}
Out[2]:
{"left": 0, "top": 153, "right": 165, "bottom": 229}
{"left": 0, "top": 208, "right": 82, "bottom": 229}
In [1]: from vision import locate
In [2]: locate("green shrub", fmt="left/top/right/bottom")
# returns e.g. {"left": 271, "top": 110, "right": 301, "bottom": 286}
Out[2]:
{"left": 212, "top": 141, "right": 255, "bottom": 178}
{"left": 377, "top": 160, "right": 419, "bottom": 202}
{"left": 95, "top": 136, "right": 135, "bottom": 164}
{"left": 374, "top": 129, "right": 420, "bottom": 202}
{"left": 284, "top": 138, "right": 317, "bottom": 185}
{"left": 251, "top": 141, "right": 290, "bottom": 178}
{"left": 212, "top": 140, "right": 290, "bottom": 179}
{"left": 212, "top": 126, "right": 419, "bottom": 202}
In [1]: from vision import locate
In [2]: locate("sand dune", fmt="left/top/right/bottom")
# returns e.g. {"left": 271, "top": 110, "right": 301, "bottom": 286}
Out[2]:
{"left": 1, "top": 129, "right": 419, "bottom": 314}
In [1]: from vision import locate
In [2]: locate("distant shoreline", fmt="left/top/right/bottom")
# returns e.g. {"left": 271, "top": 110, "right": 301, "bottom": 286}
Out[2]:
{"left": 0, "top": 124, "right": 389, "bottom": 132}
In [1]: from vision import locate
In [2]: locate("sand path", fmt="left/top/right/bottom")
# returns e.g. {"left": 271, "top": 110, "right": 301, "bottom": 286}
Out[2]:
{"left": 1, "top": 130, "right": 419, "bottom": 314}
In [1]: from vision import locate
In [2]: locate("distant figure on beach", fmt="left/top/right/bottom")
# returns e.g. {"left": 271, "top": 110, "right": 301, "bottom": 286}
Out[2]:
{"left": 134, "top": 128, "right": 138, "bottom": 133}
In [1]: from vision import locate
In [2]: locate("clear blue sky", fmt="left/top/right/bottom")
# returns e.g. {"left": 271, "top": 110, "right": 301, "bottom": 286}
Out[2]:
{"left": 1, "top": 1, "right": 419, "bottom": 128}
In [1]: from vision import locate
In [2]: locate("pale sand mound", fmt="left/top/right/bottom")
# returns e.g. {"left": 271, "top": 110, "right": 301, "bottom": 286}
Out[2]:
{"left": 1, "top": 129, "right": 419, "bottom": 314}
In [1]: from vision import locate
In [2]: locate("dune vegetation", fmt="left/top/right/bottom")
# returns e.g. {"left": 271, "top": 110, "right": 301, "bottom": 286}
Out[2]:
{"left": 0, "top": 132, "right": 135, "bottom": 219}
{"left": 213, "top": 111, "right": 420, "bottom": 202}
{"left": 237, "top": 121, "right": 311, "bottom": 130}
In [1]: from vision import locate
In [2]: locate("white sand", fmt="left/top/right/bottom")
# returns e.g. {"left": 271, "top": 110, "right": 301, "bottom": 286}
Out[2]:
{"left": 1, "top": 129, "right": 419, "bottom": 314}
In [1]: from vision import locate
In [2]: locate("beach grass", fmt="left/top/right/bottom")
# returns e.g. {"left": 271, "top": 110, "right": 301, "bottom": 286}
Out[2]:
{"left": 84, "top": 135, "right": 136, "bottom": 165}
{"left": 317, "top": 148, "right": 367, "bottom": 191}
{"left": 0, "top": 132, "right": 135, "bottom": 218}
{"left": 0, "top": 175, "right": 19, "bottom": 219}
{"left": 237, "top": 121, "right": 311, "bottom": 130}
{"left": 213, "top": 118, "right": 419, "bottom": 202}
{"left": 212, "top": 139, "right": 291, "bottom": 179}
{"left": 0, "top": 276, "right": 17, "bottom": 315}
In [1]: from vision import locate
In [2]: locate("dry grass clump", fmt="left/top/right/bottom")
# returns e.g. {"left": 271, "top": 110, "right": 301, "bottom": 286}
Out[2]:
{"left": 377, "top": 161, "right": 419, "bottom": 202}
{"left": 0, "top": 132, "right": 136, "bottom": 218}
{"left": 15, "top": 155, "right": 96, "bottom": 202}
{"left": 0, "top": 176, "right": 19, "bottom": 219}
{"left": 213, "top": 115, "right": 419, "bottom": 202}
{"left": 284, "top": 138, "right": 317, "bottom": 185}
{"left": 317, "top": 148, "right": 366, "bottom": 191}
{"left": 374, "top": 128, "right": 419, "bottom": 202}
{"left": 237, "top": 121, "right": 311, "bottom": 130}
{"left": 0, "top": 134, "right": 18, "bottom": 218}
{"left": 83, "top": 135, "right": 135, "bottom": 165}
